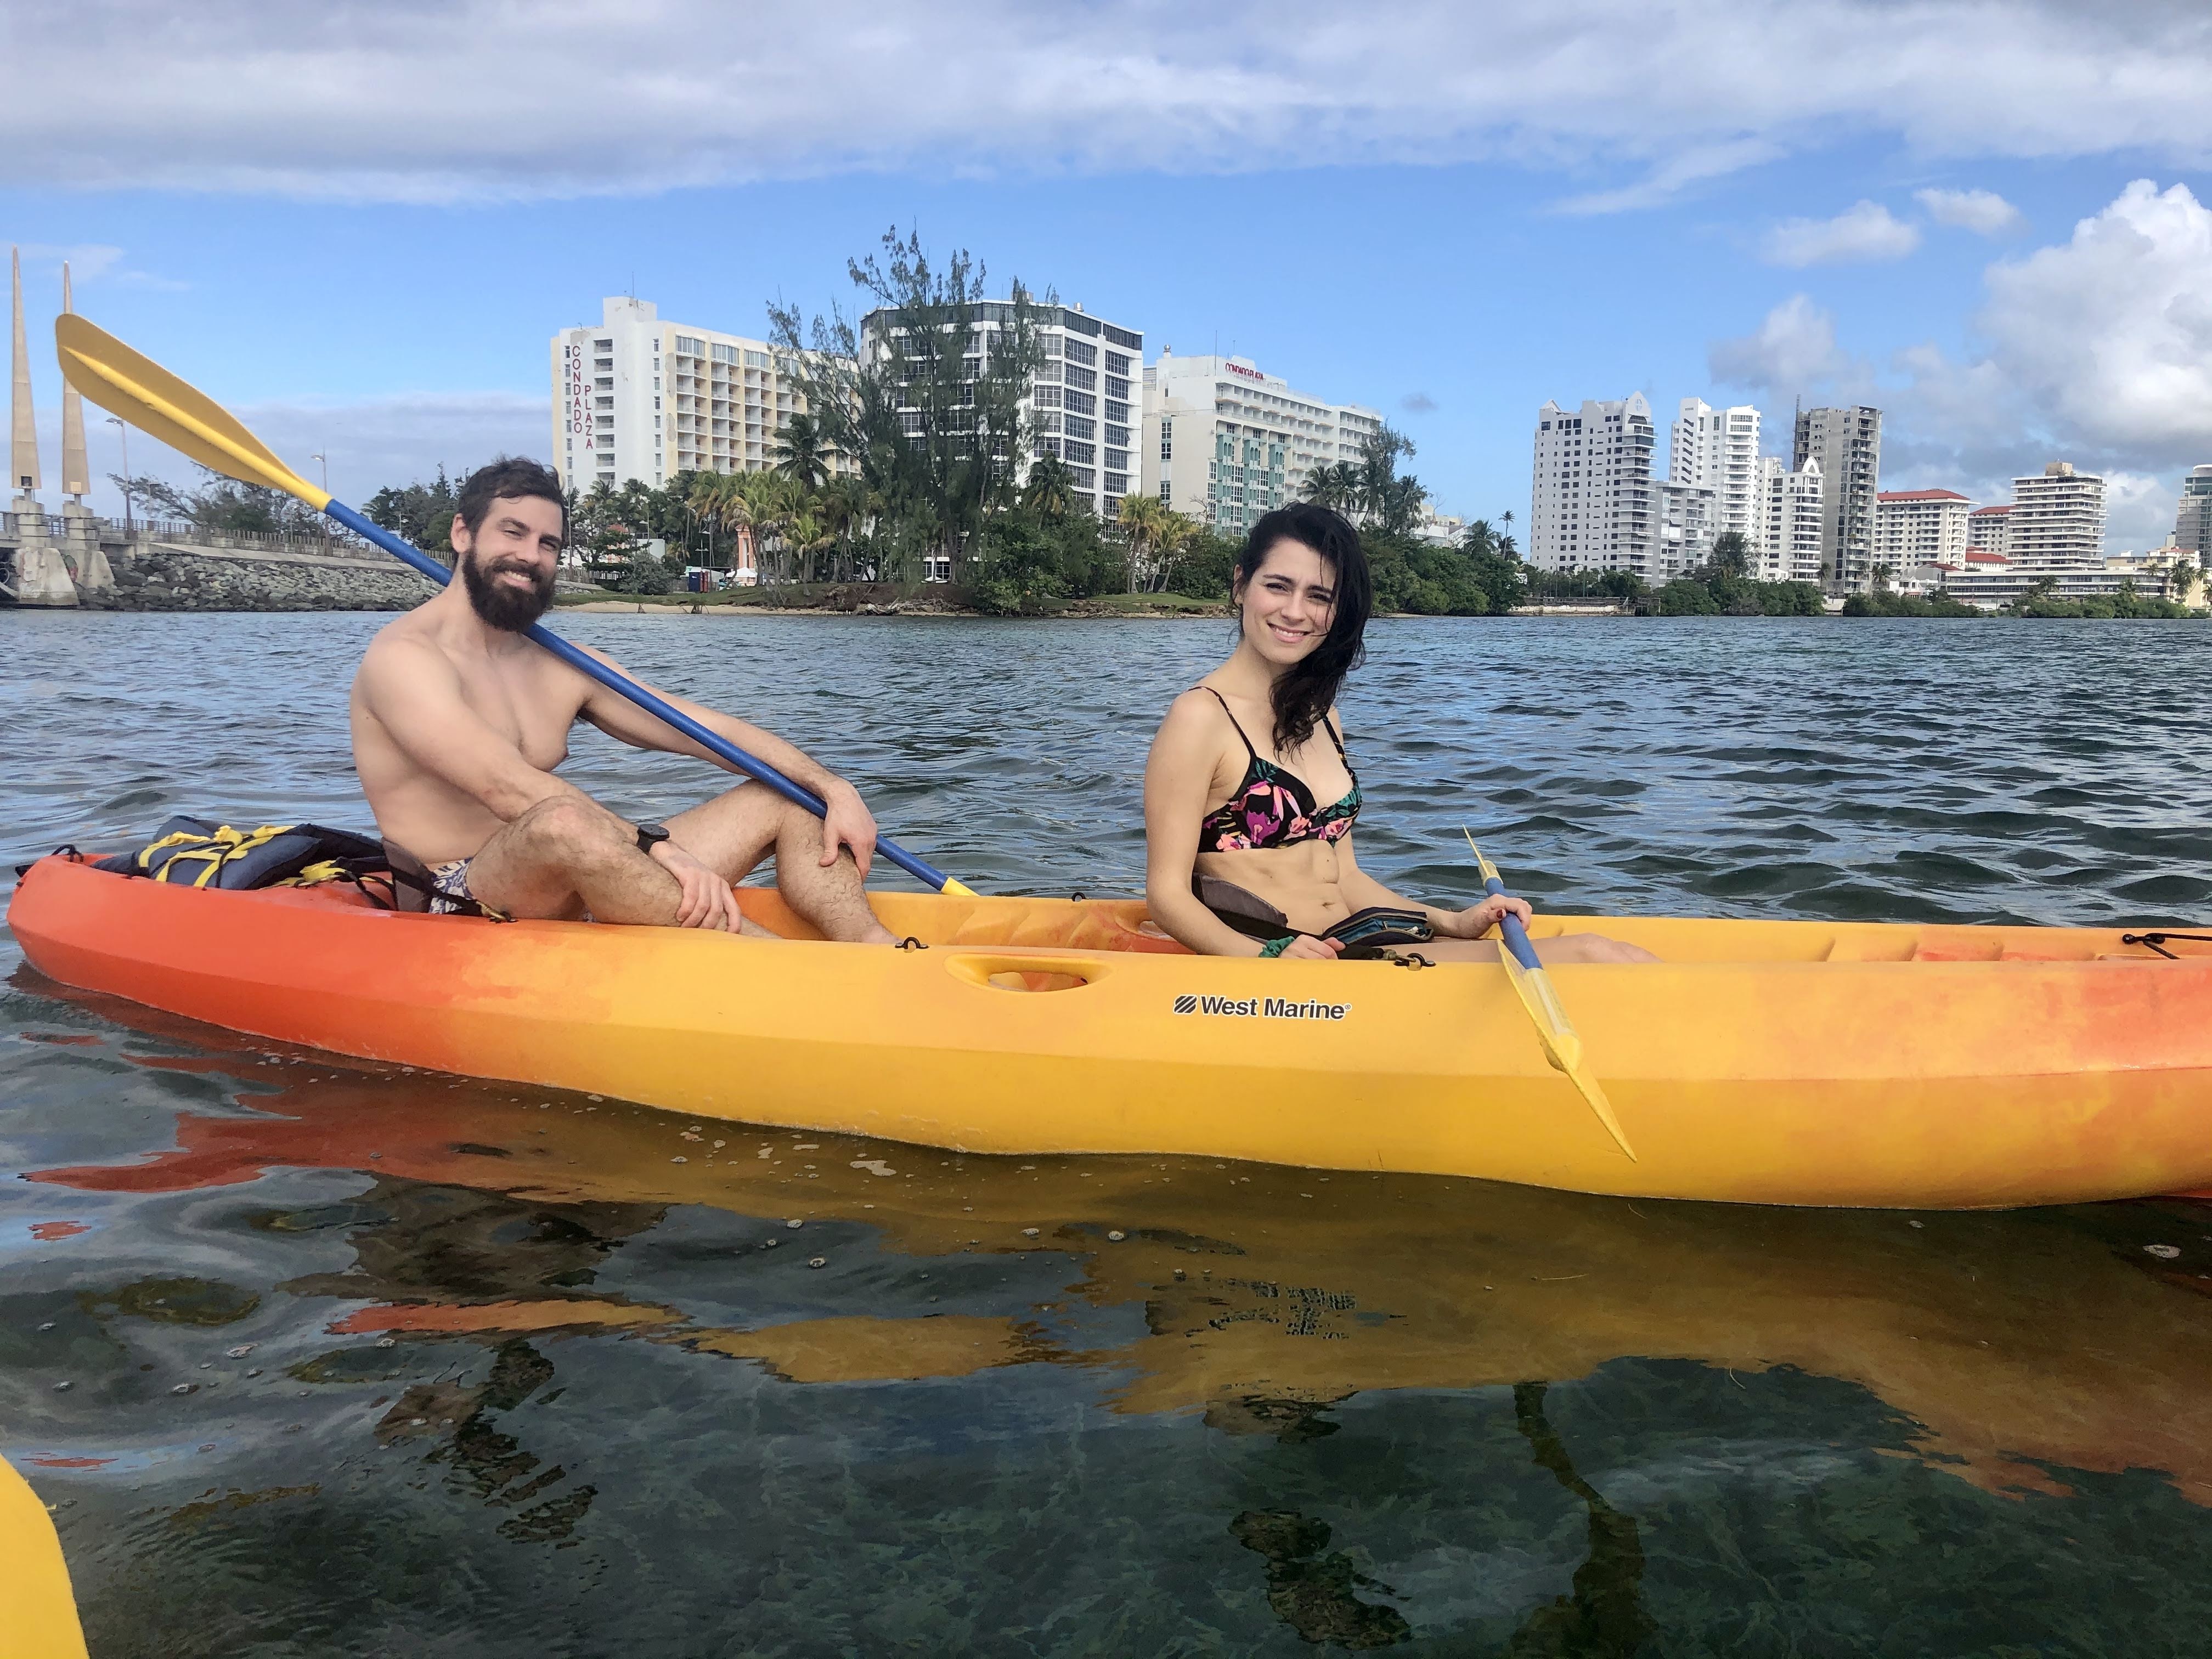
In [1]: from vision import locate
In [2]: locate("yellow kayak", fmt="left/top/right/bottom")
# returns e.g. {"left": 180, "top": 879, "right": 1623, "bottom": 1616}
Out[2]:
{"left": 0, "top": 1455, "right": 88, "bottom": 1659}
{"left": 9, "top": 853, "right": 2212, "bottom": 1208}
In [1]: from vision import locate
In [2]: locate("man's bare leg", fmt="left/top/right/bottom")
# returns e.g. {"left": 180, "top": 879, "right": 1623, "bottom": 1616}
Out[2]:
{"left": 663, "top": 786, "right": 897, "bottom": 944}
{"left": 464, "top": 798, "right": 686, "bottom": 923}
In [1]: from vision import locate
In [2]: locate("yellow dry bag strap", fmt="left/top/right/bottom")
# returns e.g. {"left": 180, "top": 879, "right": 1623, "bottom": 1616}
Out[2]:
{"left": 143, "top": 824, "right": 294, "bottom": 887}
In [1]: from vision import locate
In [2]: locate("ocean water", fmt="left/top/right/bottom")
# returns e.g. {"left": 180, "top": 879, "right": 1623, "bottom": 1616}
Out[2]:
{"left": 4, "top": 608, "right": 2210, "bottom": 1656}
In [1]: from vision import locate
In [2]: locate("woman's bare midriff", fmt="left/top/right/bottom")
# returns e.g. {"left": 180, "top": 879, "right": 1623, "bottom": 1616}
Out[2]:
{"left": 1194, "top": 839, "right": 1359, "bottom": 935}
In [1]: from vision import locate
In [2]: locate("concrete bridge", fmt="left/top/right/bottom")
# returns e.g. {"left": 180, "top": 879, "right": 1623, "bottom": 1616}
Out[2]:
{"left": 1, "top": 506, "right": 426, "bottom": 608}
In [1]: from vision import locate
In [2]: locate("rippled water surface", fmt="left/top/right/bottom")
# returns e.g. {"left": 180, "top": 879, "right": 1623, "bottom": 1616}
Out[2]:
{"left": 5, "top": 609, "right": 2212, "bottom": 1656}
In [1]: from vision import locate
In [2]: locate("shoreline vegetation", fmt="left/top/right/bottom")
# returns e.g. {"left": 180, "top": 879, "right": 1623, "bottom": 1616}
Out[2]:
{"left": 95, "top": 226, "right": 2203, "bottom": 627}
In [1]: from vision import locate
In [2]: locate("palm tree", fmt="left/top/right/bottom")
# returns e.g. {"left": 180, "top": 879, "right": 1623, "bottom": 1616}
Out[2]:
{"left": 1021, "top": 452, "right": 1080, "bottom": 519}
{"left": 1302, "top": 461, "right": 1357, "bottom": 515}
{"left": 772, "top": 411, "right": 831, "bottom": 492}
{"left": 1871, "top": 562, "right": 1895, "bottom": 595}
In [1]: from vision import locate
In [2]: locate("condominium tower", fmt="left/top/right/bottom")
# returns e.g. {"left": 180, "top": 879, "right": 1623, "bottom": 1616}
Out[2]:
{"left": 861, "top": 300, "right": 1144, "bottom": 520}
{"left": 1792, "top": 406, "right": 1882, "bottom": 590}
{"left": 1142, "top": 352, "right": 1381, "bottom": 538}
{"left": 2173, "top": 464, "right": 2212, "bottom": 552}
{"left": 1671, "top": 399, "right": 1761, "bottom": 543}
{"left": 1757, "top": 456, "right": 1825, "bottom": 583}
{"left": 551, "top": 296, "right": 834, "bottom": 492}
{"left": 2006, "top": 462, "right": 2105, "bottom": 571}
{"left": 1871, "top": 489, "right": 1974, "bottom": 573}
{"left": 1529, "top": 394, "right": 1658, "bottom": 574}
{"left": 1967, "top": 504, "right": 2012, "bottom": 555}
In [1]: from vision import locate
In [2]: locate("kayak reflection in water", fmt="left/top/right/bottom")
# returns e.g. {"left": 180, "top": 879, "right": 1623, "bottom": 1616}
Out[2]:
{"left": 1142, "top": 504, "right": 1655, "bottom": 964}
{"left": 349, "top": 459, "right": 895, "bottom": 941}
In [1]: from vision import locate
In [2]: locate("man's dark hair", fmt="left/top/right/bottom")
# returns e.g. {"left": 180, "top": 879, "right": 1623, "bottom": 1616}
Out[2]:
{"left": 1235, "top": 503, "right": 1372, "bottom": 752}
{"left": 455, "top": 458, "right": 567, "bottom": 541}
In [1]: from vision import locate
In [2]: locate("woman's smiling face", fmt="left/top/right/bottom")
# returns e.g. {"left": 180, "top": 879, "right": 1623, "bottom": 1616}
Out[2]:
{"left": 1236, "top": 539, "right": 1338, "bottom": 666}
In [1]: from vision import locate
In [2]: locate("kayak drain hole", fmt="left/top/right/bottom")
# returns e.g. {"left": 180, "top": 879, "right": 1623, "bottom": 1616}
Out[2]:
{"left": 985, "top": 970, "right": 1091, "bottom": 994}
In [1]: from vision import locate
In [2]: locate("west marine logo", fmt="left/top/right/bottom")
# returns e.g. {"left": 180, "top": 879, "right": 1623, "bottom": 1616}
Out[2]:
{"left": 1172, "top": 994, "right": 1350, "bottom": 1021}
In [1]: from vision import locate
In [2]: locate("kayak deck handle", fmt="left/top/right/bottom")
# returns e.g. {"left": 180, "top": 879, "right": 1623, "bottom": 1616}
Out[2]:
{"left": 945, "top": 953, "right": 1108, "bottom": 994}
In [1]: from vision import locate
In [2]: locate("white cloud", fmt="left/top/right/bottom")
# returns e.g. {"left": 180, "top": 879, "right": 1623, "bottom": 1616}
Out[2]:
{"left": 2, "top": 2, "right": 2211, "bottom": 205}
{"left": 1915, "top": 187, "right": 2023, "bottom": 235}
{"left": 14, "top": 244, "right": 187, "bottom": 291}
{"left": 1713, "top": 179, "right": 2212, "bottom": 551}
{"left": 1707, "top": 295, "right": 1857, "bottom": 393}
{"left": 1762, "top": 201, "right": 1921, "bottom": 267}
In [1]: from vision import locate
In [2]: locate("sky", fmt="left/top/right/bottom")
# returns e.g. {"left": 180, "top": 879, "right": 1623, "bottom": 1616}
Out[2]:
{"left": 5, "top": 0, "right": 2212, "bottom": 550}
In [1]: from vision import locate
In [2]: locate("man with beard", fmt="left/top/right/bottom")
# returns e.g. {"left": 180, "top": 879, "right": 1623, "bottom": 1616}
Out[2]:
{"left": 349, "top": 458, "right": 894, "bottom": 939}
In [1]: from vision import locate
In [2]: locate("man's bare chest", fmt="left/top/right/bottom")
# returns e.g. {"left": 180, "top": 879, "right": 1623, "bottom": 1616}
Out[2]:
{"left": 454, "top": 660, "right": 578, "bottom": 771}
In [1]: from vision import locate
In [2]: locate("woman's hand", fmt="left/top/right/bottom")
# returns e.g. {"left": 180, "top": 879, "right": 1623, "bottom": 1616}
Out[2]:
{"left": 1448, "top": 894, "right": 1531, "bottom": 939}
{"left": 1277, "top": 934, "right": 1346, "bottom": 961}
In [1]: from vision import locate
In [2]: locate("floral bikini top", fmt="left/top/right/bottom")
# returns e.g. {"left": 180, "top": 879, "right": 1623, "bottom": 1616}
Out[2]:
{"left": 1196, "top": 687, "right": 1362, "bottom": 853}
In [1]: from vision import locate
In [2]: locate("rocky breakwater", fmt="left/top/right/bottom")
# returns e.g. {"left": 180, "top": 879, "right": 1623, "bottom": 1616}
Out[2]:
{"left": 78, "top": 540, "right": 441, "bottom": 612}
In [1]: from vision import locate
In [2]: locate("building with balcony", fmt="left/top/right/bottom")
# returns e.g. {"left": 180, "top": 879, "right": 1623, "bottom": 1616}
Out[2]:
{"left": 1141, "top": 352, "right": 1379, "bottom": 539}
{"left": 1670, "top": 399, "right": 1761, "bottom": 545}
{"left": 1792, "top": 406, "right": 1882, "bottom": 591}
{"left": 1967, "top": 504, "right": 2011, "bottom": 556}
{"left": 1872, "top": 488, "right": 1974, "bottom": 577}
{"left": 2006, "top": 461, "right": 2105, "bottom": 571}
{"left": 1757, "top": 456, "right": 1825, "bottom": 584}
{"left": 862, "top": 299, "right": 1144, "bottom": 521}
{"left": 549, "top": 296, "right": 843, "bottom": 493}
{"left": 2172, "top": 464, "right": 2212, "bottom": 552}
{"left": 1529, "top": 394, "right": 1658, "bottom": 575}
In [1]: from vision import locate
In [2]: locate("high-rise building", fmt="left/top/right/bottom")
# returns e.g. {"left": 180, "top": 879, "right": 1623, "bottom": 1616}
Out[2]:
{"left": 1792, "top": 406, "right": 1882, "bottom": 590}
{"left": 1654, "top": 479, "right": 1717, "bottom": 576}
{"left": 864, "top": 299, "right": 1144, "bottom": 520}
{"left": 1967, "top": 504, "right": 2012, "bottom": 555}
{"left": 2172, "top": 465, "right": 2212, "bottom": 552}
{"left": 550, "top": 296, "right": 839, "bottom": 492}
{"left": 1872, "top": 488, "right": 1974, "bottom": 575}
{"left": 1757, "top": 456, "right": 1825, "bottom": 583}
{"left": 1142, "top": 351, "right": 1379, "bottom": 538}
{"left": 2007, "top": 461, "right": 2105, "bottom": 571}
{"left": 1670, "top": 399, "right": 1761, "bottom": 544}
{"left": 1530, "top": 394, "right": 1658, "bottom": 574}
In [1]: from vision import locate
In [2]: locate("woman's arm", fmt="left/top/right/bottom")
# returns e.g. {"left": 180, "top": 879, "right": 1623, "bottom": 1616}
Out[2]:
{"left": 1144, "top": 693, "right": 1281, "bottom": 957}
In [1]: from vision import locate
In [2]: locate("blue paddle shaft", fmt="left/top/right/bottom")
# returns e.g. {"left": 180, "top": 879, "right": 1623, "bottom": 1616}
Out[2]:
{"left": 1480, "top": 871, "right": 1544, "bottom": 972}
{"left": 323, "top": 498, "right": 957, "bottom": 894}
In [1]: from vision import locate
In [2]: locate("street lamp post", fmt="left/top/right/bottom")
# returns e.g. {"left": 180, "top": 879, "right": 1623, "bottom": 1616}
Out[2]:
{"left": 105, "top": 416, "right": 133, "bottom": 535}
{"left": 311, "top": 453, "right": 330, "bottom": 551}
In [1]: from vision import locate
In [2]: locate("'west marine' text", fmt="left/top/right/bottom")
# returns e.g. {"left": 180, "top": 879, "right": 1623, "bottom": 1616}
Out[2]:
{"left": 1172, "top": 994, "right": 1350, "bottom": 1021}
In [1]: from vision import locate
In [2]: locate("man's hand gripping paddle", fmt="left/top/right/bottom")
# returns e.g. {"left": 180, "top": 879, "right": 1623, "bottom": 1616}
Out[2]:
{"left": 1463, "top": 830, "right": 1635, "bottom": 1161}
{"left": 55, "top": 314, "right": 974, "bottom": 897}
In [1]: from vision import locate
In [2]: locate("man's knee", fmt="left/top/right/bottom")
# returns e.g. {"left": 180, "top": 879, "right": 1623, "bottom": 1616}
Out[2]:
{"left": 510, "top": 797, "right": 624, "bottom": 862}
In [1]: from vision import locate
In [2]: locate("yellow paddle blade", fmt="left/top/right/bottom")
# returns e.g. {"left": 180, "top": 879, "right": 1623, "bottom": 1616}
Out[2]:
{"left": 54, "top": 314, "right": 328, "bottom": 509}
{"left": 941, "top": 877, "right": 977, "bottom": 897}
{"left": 1500, "top": 949, "right": 1637, "bottom": 1161}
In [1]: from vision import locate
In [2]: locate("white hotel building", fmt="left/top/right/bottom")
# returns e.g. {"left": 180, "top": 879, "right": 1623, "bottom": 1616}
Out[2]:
{"left": 1671, "top": 399, "right": 1761, "bottom": 545}
{"left": 550, "top": 296, "right": 840, "bottom": 492}
{"left": 1142, "top": 352, "right": 1381, "bottom": 538}
{"left": 1757, "top": 456, "right": 1825, "bottom": 583}
{"left": 1871, "top": 488, "right": 1974, "bottom": 574}
{"left": 861, "top": 300, "right": 1146, "bottom": 521}
{"left": 1529, "top": 394, "right": 1659, "bottom": 575}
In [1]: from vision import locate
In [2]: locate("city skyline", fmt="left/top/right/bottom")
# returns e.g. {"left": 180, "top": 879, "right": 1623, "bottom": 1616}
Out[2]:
{"left": 3, "top": 4, "right": 2210, "bottom": 550}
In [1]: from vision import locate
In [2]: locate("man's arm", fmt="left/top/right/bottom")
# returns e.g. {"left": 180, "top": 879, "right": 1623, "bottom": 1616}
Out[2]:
{"left": 357, "top": 635, "right": 594, "bottom": 822}
{"left": 568, "top": 646, "right": 880, "bottom": 873}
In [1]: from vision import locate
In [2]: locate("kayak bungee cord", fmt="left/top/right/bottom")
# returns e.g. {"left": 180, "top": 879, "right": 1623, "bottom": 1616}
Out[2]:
{"left": 52, "top": 314, "right": 972, "bottom": 897}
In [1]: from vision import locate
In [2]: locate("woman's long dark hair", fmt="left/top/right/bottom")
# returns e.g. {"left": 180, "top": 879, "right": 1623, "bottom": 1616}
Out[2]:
{"left": 1235, "top": 503, "right": 1372, "bottom": 752}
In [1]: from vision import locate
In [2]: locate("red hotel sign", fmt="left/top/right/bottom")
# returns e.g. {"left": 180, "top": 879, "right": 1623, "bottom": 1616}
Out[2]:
{"left": 1227, "top": 362, "right": 1266, "bottom": 381}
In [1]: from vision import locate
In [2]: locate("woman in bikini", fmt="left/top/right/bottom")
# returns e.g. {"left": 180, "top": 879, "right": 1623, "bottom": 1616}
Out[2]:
{"left": 1143, "top": 503, "right": 1656, "bottom": 964}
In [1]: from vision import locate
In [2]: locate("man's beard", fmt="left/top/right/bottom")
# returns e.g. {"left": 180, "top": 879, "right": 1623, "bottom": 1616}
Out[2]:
{"left": 459, "top": 550, "right": 556, "bottom": 631}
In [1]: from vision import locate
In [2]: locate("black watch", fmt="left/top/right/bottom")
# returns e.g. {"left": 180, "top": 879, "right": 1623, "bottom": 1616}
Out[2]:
{"left": 634, "top": 821, "right": 672, "bottom": 854}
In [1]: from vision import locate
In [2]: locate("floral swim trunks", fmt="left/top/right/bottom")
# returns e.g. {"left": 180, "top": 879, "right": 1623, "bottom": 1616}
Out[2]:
{"left": 427, "top": 857, "right": 510, "bottom": 920}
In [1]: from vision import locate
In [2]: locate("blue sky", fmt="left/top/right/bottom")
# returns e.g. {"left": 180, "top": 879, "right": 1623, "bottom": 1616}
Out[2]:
{"left": 7, "top": 2, "right": 2211, "bottom": 547}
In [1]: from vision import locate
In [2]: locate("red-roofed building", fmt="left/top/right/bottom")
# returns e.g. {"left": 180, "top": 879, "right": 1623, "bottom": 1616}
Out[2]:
{"left": 1873, "top": 487, "right": 1976, "bottom": 574}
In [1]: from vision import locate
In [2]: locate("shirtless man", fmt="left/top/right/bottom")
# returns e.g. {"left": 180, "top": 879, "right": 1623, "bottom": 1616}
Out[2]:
{"left": 349, "top": 457, "right": 895, "bottom": 940}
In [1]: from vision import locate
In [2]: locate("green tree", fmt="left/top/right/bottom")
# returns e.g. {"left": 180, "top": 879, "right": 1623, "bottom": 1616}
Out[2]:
{"left": 770, "top": 227, "right": 1047, "bottom": 583}
{"left": 771, "top": 411, "right": 832, "bottom": 491}
{"left": 1705, "top": 529, "right": 1752, "bottom": 578}
{"left": 1019, "top": 452, "right": 1080, "bottom": 519}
